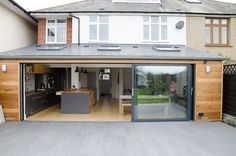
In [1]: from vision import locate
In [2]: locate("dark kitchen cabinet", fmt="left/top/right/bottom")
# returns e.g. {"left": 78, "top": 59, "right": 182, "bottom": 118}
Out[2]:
{"left": 25, "top": 90, "right": 57, "bottom": 117}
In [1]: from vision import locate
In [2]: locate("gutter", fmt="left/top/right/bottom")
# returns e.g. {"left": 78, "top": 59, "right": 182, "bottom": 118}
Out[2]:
{"left": 69, "top": 14, "right": 80, "bottom": 45}
{"left": 29, "top": 11, "right": 236, "bottom": 16}
{"left": 7, "top": 0, "right": 38, "bottom": 22}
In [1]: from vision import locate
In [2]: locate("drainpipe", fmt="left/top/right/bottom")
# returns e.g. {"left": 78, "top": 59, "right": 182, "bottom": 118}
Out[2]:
{"left": 69, "top": 14, "right": 80, "bottom": 45}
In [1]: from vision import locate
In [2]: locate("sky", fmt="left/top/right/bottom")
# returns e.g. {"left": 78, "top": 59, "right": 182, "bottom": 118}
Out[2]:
{"left": 15, "top": 0, "right": 236, "bottom": 11}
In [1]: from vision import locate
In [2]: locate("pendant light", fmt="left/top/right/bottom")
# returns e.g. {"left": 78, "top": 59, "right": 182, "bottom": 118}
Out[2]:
{"left": 75, "top": 66, "right": 79, "bottom": 72}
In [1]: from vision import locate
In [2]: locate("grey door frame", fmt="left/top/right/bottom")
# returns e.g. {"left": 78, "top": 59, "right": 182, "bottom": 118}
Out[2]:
{"left": 131, "top": 64, "right": 194, "bottom": 122}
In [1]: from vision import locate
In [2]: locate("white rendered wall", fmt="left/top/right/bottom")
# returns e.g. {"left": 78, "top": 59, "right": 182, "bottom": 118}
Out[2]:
{"left": 0, "top": 4, "right": 36, "bottom": 52}
{"left": 72, "top": 15, "right": 186, "bottom": 45}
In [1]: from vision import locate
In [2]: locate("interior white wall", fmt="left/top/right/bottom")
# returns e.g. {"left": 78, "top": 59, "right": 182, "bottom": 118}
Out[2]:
{"left": 71, "top": 66, "right": 100, "bottom": 100}
{"left": 119, "top": 69, "right": 124, "bottom": 97}
{"left": 111, "top": 69, "right": 119, "bottom": 98}
{"left": 79, "top": 73, "right": 88, "bottom": 88}
{"left": 111, "top": 68, "right": 124, "bottom": 99}
{"left": 123, "top": 68, "right": 132, "bottom": 90}
{"left": 70, "top": 66, "right": 131, "bottom": 99}
{"left": 71, "top": 64, "right": 79, "bottom": 89}
{"left": 72, "top": 15, "right": 186, "bottom": 45}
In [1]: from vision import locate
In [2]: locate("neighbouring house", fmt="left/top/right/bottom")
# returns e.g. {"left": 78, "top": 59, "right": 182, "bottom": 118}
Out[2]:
{"left": 0, "top": 0, "right": 37, "bottom": 52}
{"left": 1, "top": 0, "right": 234, "bottom": 122}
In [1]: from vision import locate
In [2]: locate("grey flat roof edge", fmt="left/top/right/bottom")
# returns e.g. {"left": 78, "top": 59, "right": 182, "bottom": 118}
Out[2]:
{"left": 0, "top": 55, "right": 224, "bottom": 61}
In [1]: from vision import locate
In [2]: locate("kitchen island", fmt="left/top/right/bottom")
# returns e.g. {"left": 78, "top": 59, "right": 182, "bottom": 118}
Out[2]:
{"left": 58, "top": 88, "right": 96, "bottom": 114}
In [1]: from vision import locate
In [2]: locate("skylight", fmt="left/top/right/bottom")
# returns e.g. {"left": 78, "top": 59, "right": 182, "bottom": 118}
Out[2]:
{"left": 185, "top": 0, "right": 202, "bottom": 4}
{"left": 112, "top": 0, "right": 162, "bottom": 4}
{"left": 97, "top": 45, "right": 122, "bottom": 51}
{"left": 152, "top": 46, "right": 181, "bottom": 52}
{"left": 37, "top": 44, "right": 66, "bottom": 51}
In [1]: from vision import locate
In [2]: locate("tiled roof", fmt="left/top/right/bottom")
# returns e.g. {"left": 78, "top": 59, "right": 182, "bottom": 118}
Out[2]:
{"left": 31, "top": 0, "right": 236, "bottom": 15}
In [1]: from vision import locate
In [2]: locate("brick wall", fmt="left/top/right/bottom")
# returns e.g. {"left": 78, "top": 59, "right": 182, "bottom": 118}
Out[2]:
{"left": 67, "top": 18, "right": 72, "bottom": 44}
{"left": 37, "top": 18, "right": 72, "bottom": 45}
{"left": 37, "top": 18, "right": 46, "bottom": 45}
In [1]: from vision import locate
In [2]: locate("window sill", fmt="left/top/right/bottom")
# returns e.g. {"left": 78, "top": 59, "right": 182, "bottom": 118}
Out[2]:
{"left": 205, "top": 44, "right": 232, "bottom": 48}
{"left": 45, "top": 42, "right": 67, "bottom": 44}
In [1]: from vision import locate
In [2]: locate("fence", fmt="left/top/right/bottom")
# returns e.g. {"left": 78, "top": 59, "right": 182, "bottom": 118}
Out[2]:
{"left": 223, "top": 64, "right": 236, "bottom": 117}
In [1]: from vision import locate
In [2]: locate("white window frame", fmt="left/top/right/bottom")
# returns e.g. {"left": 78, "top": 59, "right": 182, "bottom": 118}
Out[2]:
{"left": 89, "top": 16, "right": 109, "bottom": 42}
{"left": 143, "top": 16, "right": 168, "bottom": 42}
{"left": 46, "top": 19, "right": 67, "bottom": 44}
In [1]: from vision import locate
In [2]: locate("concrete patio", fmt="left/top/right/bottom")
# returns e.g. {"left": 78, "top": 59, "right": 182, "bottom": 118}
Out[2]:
{"left": 0, "top": 121, "right": 236, "bottom": 156}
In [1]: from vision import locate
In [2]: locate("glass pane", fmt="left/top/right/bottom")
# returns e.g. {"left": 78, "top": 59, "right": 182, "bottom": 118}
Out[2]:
{"left": 222, "top": 27, "right": 228, "bottom": 44}
{"left": 205, "top": 19, "right": 211, "bottom": 24}
{"left": 143, "top": 16, "right": 149, "bottom": 23}
{"left": 99, "top": 16, "right": 108, "bottom": 23}
{"left": 57, "top": 19, "right": 66, "bottom": 26}
{"left": 89, "top": 25, "right": 97, "bottom": 40}
{"left": 213, "top": 27, "right": 219, "bottom": 44}
{"left": 205, "top": 27, "right": 211, "bottom": 44}
{"left": 47, "top": 28, "right": 55, "bottom": 42}
{"left": 57, "top": 27, "right": 66, "bottom": 43}
{"left": 151, "top": 16, "right": 159, "bottom": 23}
{"left": 161, "top": 25, "right": 167, "bottom": 40}
{"left": 48, "top": 20, "right": 55, "bottom": 24}
{"left": 134, "top": 66, "right": 188, "bottom": 120}
{"left": 213, "top": 19, "right": 219, "bottom": 24}
{"left": 47, "top": 20, "right": 55, "bottom": 26}
{"left": 143, "top": 25, "right": 149, "bottom": 40}
{"left": 222, "top": 19, "right": 228, "bottom": 25}
{"left": 161, "top": 16, "right": 167, "bottom": 23}
{"left": 151, "top": 24, "right": 159, "bottom": 40}
{"left": 89, "top": 16, "right": 97, "bottom": 22}
{"left": 99, "top": 24, "right": 108, "bottom": 41}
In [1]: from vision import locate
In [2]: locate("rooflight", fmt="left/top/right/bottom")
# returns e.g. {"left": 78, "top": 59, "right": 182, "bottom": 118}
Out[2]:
{"left": 97, "top": 45, "right": 121, "bottom": 51}
{"left": 185, "top": 0, "right": 201, "bottom": 4}
{"left": 37, "top": 44, "right": 66, "bottom": 51}
{"left": 112, "top": 0, "right": 162, "bottom": 4}
{"left": 152, "top": 46, "right": 181, "bottom": 52}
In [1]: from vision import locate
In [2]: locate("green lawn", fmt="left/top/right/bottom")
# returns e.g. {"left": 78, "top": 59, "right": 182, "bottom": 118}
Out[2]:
{"left": 136, "top": 88, "right": 171, "bottom": 104}
{"left": 137, "top": 98, "right": 171, "bottom": 104}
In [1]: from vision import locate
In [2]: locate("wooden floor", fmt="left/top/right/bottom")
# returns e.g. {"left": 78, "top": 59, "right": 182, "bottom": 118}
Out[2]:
{"left": 27, "top": 96, "right": 131, "bottom": 121}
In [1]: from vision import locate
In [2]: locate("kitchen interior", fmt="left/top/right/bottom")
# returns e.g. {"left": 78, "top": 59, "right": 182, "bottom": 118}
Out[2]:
{"left": 24, "top": 64, "right": 132, "bottom": 121}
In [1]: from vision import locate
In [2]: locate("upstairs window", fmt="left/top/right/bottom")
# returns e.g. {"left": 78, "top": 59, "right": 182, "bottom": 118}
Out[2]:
{"left": 143, "top": 16, "right": 168, "bottom": 42}
{"left": 205, "top": 18, "right": 229, "bottom": 46}
{"left": 89, "top": 16, "right": 109, "bottom": 41}
{"left": 47, "top": 19, "right": 66, "bottom": 43}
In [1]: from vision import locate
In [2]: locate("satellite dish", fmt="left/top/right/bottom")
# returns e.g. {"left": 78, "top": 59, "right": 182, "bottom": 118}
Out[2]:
{"left": 176, "top": 21, "right": 185, "bottom": 29}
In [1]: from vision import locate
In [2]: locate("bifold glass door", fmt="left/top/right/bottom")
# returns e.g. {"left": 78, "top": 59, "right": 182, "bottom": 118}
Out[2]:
{"left": 132, "top": 65, "right": 193, "bottom": 121}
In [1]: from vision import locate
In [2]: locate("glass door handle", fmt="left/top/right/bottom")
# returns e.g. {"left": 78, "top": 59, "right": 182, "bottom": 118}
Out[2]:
{"left": 132, "top": 88, "right": 134, "bottom": 96}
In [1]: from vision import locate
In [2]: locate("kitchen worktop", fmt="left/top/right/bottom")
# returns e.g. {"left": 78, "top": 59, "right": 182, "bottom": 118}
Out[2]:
{"left": 56, "top": 88, "right": 95, "bottom": 95}
{"left": 25, "top": 91, "right": 46, "bottom": 96}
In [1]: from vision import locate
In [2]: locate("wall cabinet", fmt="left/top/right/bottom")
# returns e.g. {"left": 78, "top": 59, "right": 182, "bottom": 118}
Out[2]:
{"left": 33, "top": 64, "right": 50, "bottom": 74}
{"left": 26, "top": 64, "right": 50, "bottom": 74}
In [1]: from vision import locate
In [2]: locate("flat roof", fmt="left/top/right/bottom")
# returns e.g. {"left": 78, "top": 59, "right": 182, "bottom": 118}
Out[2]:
{"left": 0, "top": 44, "right": 224, "bottom": 61}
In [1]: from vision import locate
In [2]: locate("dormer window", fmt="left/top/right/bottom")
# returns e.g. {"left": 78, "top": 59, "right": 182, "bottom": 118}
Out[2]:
{"left": 46, "top": 19, "right": 67, "bottom": 44}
